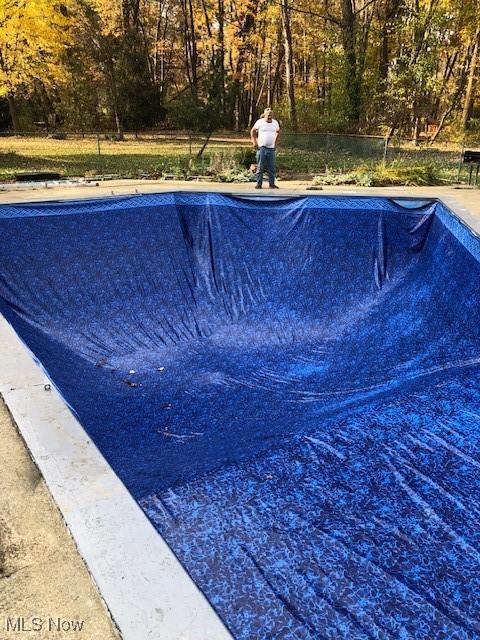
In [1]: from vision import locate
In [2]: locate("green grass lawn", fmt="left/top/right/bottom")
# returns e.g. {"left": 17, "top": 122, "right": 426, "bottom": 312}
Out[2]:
{"left": 0, "top": 133, "right": 470, "bottom": 184}
{"left": 0, "top": 135, "right": 250, "bottom": 181}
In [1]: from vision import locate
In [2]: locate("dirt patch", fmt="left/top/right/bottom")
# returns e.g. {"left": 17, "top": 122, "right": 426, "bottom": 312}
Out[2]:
{"left": 0, "top": 398, "right": 121, "bottom": 640}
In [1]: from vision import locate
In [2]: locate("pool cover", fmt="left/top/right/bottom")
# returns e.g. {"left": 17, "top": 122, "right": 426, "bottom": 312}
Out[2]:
{"left": 1, "top": 193, "right": 480, "bottom": 639}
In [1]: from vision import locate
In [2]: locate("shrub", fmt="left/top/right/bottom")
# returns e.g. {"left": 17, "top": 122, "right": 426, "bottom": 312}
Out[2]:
{"left": 217, "top": 168, "right": 252, "bottom": 183}
{"left": 235, "top": 147, "right": 256, "bottom": 168}
{"left": 312, "top": 162, "right": 445, "bottom": 187}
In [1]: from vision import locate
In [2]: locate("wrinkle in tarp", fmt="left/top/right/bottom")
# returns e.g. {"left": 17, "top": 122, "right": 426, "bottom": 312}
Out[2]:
{"left": 0, "top": 193, "right": 479, "bottom": 639}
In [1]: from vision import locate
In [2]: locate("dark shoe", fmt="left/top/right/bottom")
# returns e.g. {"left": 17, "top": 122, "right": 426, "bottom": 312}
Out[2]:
{"left": 269, "top": 184, "right": 279, "bottom": 189}
{"left": 255, "top": 184, "right": 262, "bottom": 189}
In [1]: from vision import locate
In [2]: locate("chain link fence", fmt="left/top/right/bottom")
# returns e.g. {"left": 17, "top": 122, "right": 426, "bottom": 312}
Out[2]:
{"left": 280, "top": 132, "right": 473, "bottom": 183}
{"left": 0, "top": 129, "right": 478, "bottom": 184}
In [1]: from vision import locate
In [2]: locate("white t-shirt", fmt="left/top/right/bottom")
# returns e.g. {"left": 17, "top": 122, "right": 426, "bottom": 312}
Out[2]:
{"left": 254, "top": 118, "right": 280, "bottom": 148}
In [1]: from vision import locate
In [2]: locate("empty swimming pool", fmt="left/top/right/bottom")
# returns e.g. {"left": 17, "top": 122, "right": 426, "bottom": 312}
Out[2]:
{"left": 0, "top": 192, "right": 479, "bottom": 639}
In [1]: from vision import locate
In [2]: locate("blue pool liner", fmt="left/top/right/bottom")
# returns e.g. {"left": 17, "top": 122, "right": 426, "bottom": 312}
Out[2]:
{"left": 1, "top": 193, "right": 479, "bottom": 639}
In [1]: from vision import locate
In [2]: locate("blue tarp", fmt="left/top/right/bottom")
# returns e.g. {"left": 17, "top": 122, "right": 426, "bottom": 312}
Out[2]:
{"left": 1, "top": 193, "right": 479, "bottom": 639}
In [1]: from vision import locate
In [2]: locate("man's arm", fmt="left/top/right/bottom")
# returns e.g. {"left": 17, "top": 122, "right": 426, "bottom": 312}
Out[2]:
{"left": 250, "top": 125, "right": 258, "bottom": 148}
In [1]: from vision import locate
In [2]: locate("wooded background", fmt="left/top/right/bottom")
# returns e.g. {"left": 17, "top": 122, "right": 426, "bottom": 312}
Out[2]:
{"left": 0, "top": 0, "right": 479, "bottom": 139}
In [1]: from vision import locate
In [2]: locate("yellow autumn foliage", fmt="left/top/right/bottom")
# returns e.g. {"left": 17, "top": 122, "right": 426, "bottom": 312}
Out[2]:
{"left": 0, "top": 0, "right": 71, "bottom": 98}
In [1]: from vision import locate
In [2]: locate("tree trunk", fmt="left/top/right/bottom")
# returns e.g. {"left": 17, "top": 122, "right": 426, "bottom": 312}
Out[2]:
{"left": 197, "top": 130, "right": 213, "bottom": 157}
{"left": 248, "top": 53, "right": 256, "bottom": 126}
{"left": 340, "top": 0, "right": 360, "bottom": 130}
{"left": 430, "top": 50, "right": 458, "bottom": 120}
{"left": 122, "top": 0, "right": 141, "bottom": 31}
{"left": 106, "top": 59, "right": 124, "bottom": 140}
{"left": 379, "top": 31, "right": 389, "bottom": 81}
{"left": 181, "top": 0, "right": 198, "bottom": 98}
{"left": 270, "top": 23, "right": 285, "bottom": 107}
{"left": 160, "top": 12, "right": 171, "bottom": 99}
{"left": 430, "top": 46, "right": 471, "bottom": 143}
{"left": 378, "top": 0, "right": 401, "bottom": 82}
{"left": 267, "top": 49, "right": 272, "bottom": 105}
{"left": 7, "top": 94, "right": 20, "bottom": 134}
{"left": 217, "top": 0, "right": 226, "bottom": 116}
{"left": 412, "top": 112, "right": 421, "bottom": 145}
{"left": 228, "top": 0, "right": 258, "bottom": 128}
{"left": 385, "top": 122, "right": 397, "bottom": 145}
{"left": 249, "top": 34, "right": 266, "bottom": 124}
{"left": 462, "top": 30, "right": 480, "bottom": 131}
{"left": 188, "top": 0, "right": 198, "bottom": 98}
{"left": 281, "top": 0, "right": 298, "bottom": 130}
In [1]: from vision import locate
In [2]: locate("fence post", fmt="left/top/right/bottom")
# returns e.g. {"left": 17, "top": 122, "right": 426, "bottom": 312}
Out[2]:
{"left": 456, "top": 141, "right": 465, "bottom": 183}
{"left": 325, "top": 133, "right": 330, "bottom": 172}
{"left": 97, "top": 133, "right": 102, "bottom": 175}
{"left": 383, "top": 133, "right": 390, "bottom": 165}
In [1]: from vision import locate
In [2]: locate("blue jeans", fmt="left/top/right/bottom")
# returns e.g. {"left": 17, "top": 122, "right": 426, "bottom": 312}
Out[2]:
{"left": 256, "top": 147, "right": 276, "bottom": 186}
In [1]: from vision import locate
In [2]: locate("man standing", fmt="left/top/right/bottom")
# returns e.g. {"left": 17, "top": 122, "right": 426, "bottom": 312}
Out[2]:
{"left": 250, "top": 108, "right": 280, "bottom": 189}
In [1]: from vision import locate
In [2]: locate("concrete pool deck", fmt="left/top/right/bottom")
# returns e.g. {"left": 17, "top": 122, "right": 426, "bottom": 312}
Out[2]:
{"left": 0, "top": 180, "right": 478, "bottom": 640}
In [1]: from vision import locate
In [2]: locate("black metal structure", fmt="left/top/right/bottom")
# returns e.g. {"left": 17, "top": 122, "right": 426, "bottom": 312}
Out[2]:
{"left": 15, "top": 172, "right": 62, "bottom": 182}
{"left": 463, "top": 150, "right": 480, "bottom": 185}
